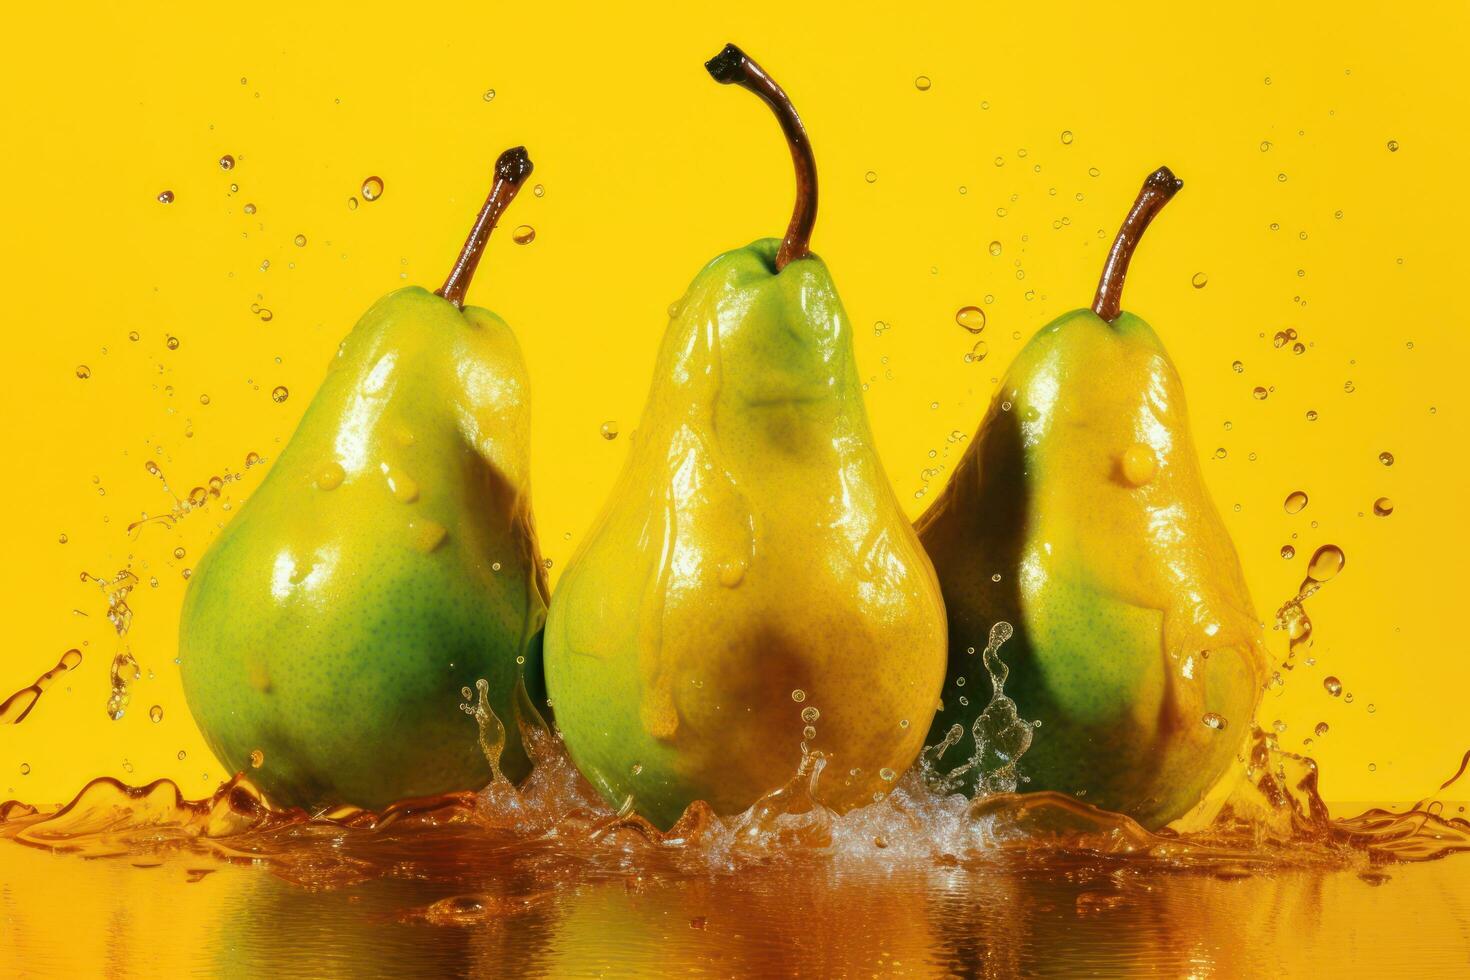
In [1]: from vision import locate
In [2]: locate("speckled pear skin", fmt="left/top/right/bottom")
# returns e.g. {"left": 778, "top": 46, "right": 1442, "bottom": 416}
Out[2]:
{"left": 180, "top": 287, "right": 549, "bottom": 811}
{"left": 918, "top": 309, "right": 1268, "bottom": 829}
{"left": 544, "top": 239, "right": 948, "bottom": 829}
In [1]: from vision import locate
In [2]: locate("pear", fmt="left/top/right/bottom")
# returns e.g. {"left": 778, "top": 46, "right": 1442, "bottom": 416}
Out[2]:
{"left": 179, "top": 148, "right": 549, "bottom": 810}
{"left": 542, "top": 45, "right": 947, "bottom": 829}
{"left": 918, "top": 168, "right": 1268, "bottom": 828}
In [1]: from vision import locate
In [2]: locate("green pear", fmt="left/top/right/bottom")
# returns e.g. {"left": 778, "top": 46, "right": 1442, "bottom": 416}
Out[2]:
{"left": 918, "top": 168, "right": 1268, "bottom": 829}
{"left": 179, "top": 148, "right": 549, "bottom": 810}
{"left": 542, "top": 45, "right": 948, "bottom": 829}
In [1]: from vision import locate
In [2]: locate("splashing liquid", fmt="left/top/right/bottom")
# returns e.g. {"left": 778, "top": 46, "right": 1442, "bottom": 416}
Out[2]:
{"left": 0, "top": 649, "right": 82, "bottom": 724}
{"left": 1, "top": 555, "right": 1465, "bottom": 971}
{"left": 921, "top": 622, "right": 1035, "bottom": 796}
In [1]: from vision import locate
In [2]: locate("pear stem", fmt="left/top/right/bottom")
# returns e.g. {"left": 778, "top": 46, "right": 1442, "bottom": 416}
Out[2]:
{"left": 1091, "top": 166, "right": 1183, "bottom": 322}
{"left": 705, "top": 44, "right": 817, "bottom": 271}
{"left": 436, "top": 147, "right": 534, "bottom": 310}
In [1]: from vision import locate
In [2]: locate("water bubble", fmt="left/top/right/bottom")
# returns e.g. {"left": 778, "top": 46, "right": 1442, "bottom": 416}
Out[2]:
{"left": 1191, "top": 272, "right": 1208, "bottom": 288}
{"left": 1315, "top": 722, "right": 1329, "bottom": 737}
{"left": 955, "top": 306, "right": 986, "bottom": 333}
{"left": 149, "top": 704, "right": 163, "bottom": 723}
{"left": 1252, "top": 386, "right": 1269, "bottom": 400}
{"left": 157, "top": 190, "right": 175, "bottom": 204}
{"left": 75, "top": 365, "right": 91, "bottom": 379}
{"left": 294, "top": 234, "right": 307, "bottom": 247}
{"left": 173, "top": 547, "right": 186, "bottom": 560}
{"left": 914, "top": 75, "right": 932, "bottom": 91}
{"left": 1277, "top": 173, "right": 1288, "bottom": 182}
{"left": 880, "top": 767, "right": 897, "bottom": 781}
{"left": 1260, "top": 140, "right": 1272, "bottom": 152}
{"left": 965, "top": 340, "right": 988, "bottom": 364}
{"left": 803, "top": 726, "right": 817, "bottom": 740}
{"left": 988, "top": 241, "right": 1002, "bottom": 257}
{"left": 19, "top": 763, "right": 30, "bottom": 775}
{"left": 1232, "top": 360, "right": 1244, "bottom": 373}
{"left": 219, "top": 155, "right": 235, "bottom": 170}
{"left": 1306, "top": 409, "right": 1319, "bottom": 421}
{"left": 178, "top": 750, "right": 187, "bottom": 760}
{"left": 1378, "top": 451, "right": 1394, "bottom": 466}
{"left": 1280, "top": 544, "right": 1296, "bottom": 559}
{"left": 1387, "top": 139, "right": 1399, "bottom": 152}
{"left": 249, "top": 749, "right": 264, "bottom": 768}
{"left": 511, "top": 225, "right": 536, "bottom": 245}
{"left": 599, "top": 421, "right": 618, "bottom": 440}
{"left": 129, "top": 331, "right": 140, "bottom": 342}
{"left": 348, "top": 196, "right": 359, "bottom": 210}
{"left": 58, "top": 533, "right": 68, "bottom": 544}
{"left": 864, "top": 171, "right": 877, "bottom": 183}
{"left": 1202, "top": 712, "right": 1228, "bottom": 730}
{"left": 1060, "top": 130, "right": 1074, "bottom": 145}
{"left": 271, "top": 385, "right": 289, "bottom": 403}
{"left": 800, "top": 706, "right": 820, "bottom": 723}
{"left": 1324, "top": 676, "right": 1343, "bottom": 696}
{"left": 1284, "top": 490, "right": 1309, "bottom": 514}
{"left": 243, "top": 203, "right": 257, "bottom": 215}
{"left": 166, "top": 335, "right": 180, "bottom": 350}
{"left": 483, "top": 88, "right": 496, "bottom": 102}
{"left": 532, "top": 183, "right": 545, "bottom": 198}
{"left": 1344, "top": 381, "right": 1356, "bottom": 394}
{"left": 1308, "top": 544, "right": 1346, "bottom": 582}
{"left": 361, "top": 176, "right": 384, "bottom": 201}
{"left": 791, "top": 689, "right": 806, "bottom": 703}
{"left": 245, "top": 451, "right": 261, "bottom": 467}
{"left": 1373, "top": 497, "right": 1394, "bottom": 516}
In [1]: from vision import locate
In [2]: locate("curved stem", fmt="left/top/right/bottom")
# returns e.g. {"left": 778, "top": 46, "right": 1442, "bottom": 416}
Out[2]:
{"left": 437, "top": 147, "right": 534, "bottom": 309}
{"left": 705, "top": 44, "right": 817, "bottom": 271}
{"left": 1092, "top": 166, "right": 1183, "bottom": 322}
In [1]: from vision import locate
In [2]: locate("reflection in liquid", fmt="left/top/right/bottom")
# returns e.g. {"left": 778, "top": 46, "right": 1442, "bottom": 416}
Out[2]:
{"left": 1, "top": 719, "right": 1467, "bottom": 975}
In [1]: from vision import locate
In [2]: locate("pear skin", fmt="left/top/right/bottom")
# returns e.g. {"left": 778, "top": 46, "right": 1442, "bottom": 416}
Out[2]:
{"left": 918, "top": 168, "right": 1268, "bottom": 829}
{"left": 542, "top": 47, "right": 947, "bottom": 828}
{"left": 179, "top": 149, "right": 548, "bottom": 810}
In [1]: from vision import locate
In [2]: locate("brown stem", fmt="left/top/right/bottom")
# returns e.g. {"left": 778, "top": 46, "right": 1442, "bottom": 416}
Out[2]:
{"left": 436, "top": 147, "right": 534, "bottom": 309}
{"left": 705, "top": 44, "right": 817, "bottom": 271}
{"left": 1092, "top": 166, "right": 1183, "bottom": 322}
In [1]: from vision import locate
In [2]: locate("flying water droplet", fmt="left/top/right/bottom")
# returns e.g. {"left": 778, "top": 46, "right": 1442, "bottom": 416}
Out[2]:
{"left": 361, "top": 176, "right": 384, "bottom": 201}
{"left": 271, "top": 386, "right": 289, "bottom": 403}
{"left": 157, "top": 190, "right": 175, "bottom": 204}
{"left": 1324, "top": 676, "right": 1343, "bottom": 697}
{"left": 1373, "top": 497, "right": 1394, "bottom": 516}
{"left": 1191, "top": 272, "right": 1208, "bottom": 288}
{"left": 600, "top": 421, "right": 618, "bottom": 440}
{"left": 1307, "top": 544, "right": 1345, "bottom": 582}
{"left": 511, "top": 225, "right": 536, "bottom": 245}
{"left": 1284, "top": 490, "right": 1309, "bottom": 514}
{"left": 955, "top": 306, "right": 985, "bottom": 333}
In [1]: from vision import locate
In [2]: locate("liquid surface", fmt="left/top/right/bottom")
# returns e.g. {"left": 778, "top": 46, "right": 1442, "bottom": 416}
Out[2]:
{"left": 2, "top": 724, "right": 1467, "bottom": 977}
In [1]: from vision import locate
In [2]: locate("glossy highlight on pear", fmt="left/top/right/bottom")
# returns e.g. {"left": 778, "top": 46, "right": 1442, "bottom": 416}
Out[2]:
{"left": 542, "top": 46, "right": 947, "bottom": 828}
{"left": 918, "top": 165, "right": 1269, "bottom": 829}
{"left": 178, "top": 146, "right": 549, "bottom": 811}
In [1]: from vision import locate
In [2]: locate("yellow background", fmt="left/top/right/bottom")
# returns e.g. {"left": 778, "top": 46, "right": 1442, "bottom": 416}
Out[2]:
{"left": 2, "top": 0, "right": 1465, "bottom": 808}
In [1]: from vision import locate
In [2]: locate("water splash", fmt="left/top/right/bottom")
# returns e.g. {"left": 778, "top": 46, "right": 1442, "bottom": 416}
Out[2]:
{"left": 921, "top": 621, "right": 1035, "bottom": 796}
{"left": 0, "top": 649, "right": 82, "bottom": 724}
